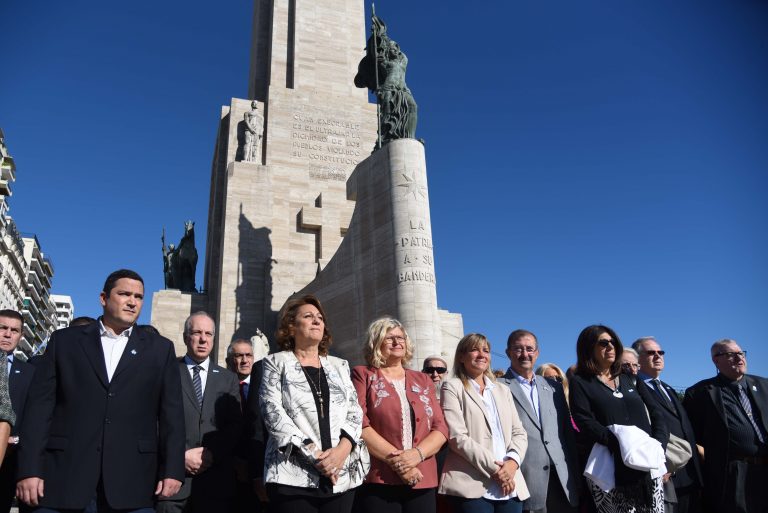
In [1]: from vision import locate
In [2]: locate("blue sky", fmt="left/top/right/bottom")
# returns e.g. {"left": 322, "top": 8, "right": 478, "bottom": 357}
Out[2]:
{"left": 1, "top": 0, "right": 766, "bottom": 388}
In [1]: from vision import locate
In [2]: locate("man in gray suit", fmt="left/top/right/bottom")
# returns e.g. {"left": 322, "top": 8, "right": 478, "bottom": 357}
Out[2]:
{"left": 156, "top": 312, "right": 242, "bottom": 513}
{"left": 502, "top": 329, "right": 580, "bottom": 513}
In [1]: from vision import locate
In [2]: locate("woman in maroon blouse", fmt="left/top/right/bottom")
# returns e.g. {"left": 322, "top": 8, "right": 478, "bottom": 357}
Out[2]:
{"left": 351, "top": 317, "right": 449, "bottom": 513}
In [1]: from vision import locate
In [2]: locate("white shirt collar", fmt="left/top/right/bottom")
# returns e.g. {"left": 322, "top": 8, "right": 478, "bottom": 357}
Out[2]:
{"left": 468, "top": 375, "right": 495, "bottom": 392}
{"left": 184, "top": 355, "right": 209, "bottom": 371}
{"left": 98, "top": 319, "right": 133, "bottom": 339}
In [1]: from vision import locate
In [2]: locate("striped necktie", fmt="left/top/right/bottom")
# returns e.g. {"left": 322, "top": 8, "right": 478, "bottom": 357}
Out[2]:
{"left": 737, "top": 383, "right": 765, "bottom": 444}
{"left": 653, "top": 379, "right": 674, "bottom": 409}
{"left": 192, "top": 365, "right": 203, "bottom": 406}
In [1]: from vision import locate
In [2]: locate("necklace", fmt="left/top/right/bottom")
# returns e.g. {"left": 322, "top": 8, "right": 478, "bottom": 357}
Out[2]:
{"left": 600, "top": 375, "right": 623, "bottom": 398}
{"left": 299, "top": 355, "right": 325, "bottom": 418}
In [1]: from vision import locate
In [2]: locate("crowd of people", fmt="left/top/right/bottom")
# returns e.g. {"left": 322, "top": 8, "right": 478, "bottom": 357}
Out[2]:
{"left": 0, "top": 268, "right": 764, "bottom": 513}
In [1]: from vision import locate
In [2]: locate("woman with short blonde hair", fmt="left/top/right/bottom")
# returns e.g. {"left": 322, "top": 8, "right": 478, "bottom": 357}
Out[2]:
{"left": 363, "top": 317, "right": 414, "bottom": 368}
{"left": 352, "top": 317, "right": 448, "bottom": 513}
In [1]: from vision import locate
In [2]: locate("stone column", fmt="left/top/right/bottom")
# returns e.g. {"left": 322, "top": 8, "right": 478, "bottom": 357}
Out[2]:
{"left": 387, "top": 141, "right": 442, "bottom": 367}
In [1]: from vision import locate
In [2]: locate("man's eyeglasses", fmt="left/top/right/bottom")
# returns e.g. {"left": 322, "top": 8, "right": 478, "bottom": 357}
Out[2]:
{"left": 508, "top": 347, "right": 537, "bottom": 355}
{"left": 423, "top": 366, "right": 447, "bottom": 375}
{"left": 714, "top": 351, "right": 747, "bottom": 360}
{"left": 642, "top": 350, "right": 665, "bottom": 356}
{"left": 621, "top": 362, "right": 640, "bottom": 370}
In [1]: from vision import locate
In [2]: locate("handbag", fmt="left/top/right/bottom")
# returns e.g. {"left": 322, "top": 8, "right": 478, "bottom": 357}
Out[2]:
{"left": 665, "top": 433, "right": 692, "bottom": 473}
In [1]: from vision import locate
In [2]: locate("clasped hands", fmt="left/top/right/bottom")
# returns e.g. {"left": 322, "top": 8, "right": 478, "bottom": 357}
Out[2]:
{"left": 388, "top": 448, "right": 423, "bottom": 487}
{"left": 492, "top": 459, "right": 518, "bottom": 496}
{"left": 309, "top": 438, "right": 353, "bottom": 485}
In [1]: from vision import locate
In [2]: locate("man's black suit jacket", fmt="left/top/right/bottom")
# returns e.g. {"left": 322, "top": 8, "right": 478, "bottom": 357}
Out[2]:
{"left": 158, "top": 358, "right": 242, "bottom": 504}
{"left": 683, "top": 373, "right": 768, "bottom": 510}
{"left": 244, "top": 359, "right": 266, "bottom": 481}
{"left": 17, "top": 322, "right": 186, "bottom": 510}
{"left": 0, "top": 357, "right": 35, "bottom": 512}
{"left": 643, "top": 376, "right": 702, "bottom": 490}
{"left": 9, "top": 357, "right": 34, "bottom": 438}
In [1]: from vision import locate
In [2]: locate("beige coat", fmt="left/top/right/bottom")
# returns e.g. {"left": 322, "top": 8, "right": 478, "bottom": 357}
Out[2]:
{"left": 438, "top": 377, "right": 530, "bottom": 500}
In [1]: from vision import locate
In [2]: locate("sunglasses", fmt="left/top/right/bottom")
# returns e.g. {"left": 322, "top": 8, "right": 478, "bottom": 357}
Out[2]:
{"left": 423, "top": 366, "right": 447, "bottom": 375}
{"left": 642, "top": 350, "right": 665, "bottom": 356}
{"left": 714, "top": 351, "right": 746, "bottom": 360}
{"left": 597, "top": 339, "right": 614, "bottom": 348}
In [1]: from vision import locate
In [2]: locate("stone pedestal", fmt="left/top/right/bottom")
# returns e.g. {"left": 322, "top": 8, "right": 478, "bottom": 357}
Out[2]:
{"left": 298, "top": 139, "right": 463, "bottom": 369}
{"left": 150, "top": 289, "right": 209, "bottom": 359}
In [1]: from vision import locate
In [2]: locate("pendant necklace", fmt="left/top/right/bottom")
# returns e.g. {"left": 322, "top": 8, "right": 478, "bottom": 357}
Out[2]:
{"left": 300, "top": 355, "right": 325, "bottom": 418}
{"left": 601, "top": 375, "right": 623, "bottom": 398}
{"left": 610, "top": 378, "right": 623, "bottom": 398}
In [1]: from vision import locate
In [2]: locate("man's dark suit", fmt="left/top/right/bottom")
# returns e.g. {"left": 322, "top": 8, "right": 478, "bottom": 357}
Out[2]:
{"left": 244, "top": 359, "right": 266, "bottom": 483}
{"left": 643, "top": 377, "right": 702, "bottom": 513}
{"left": 17, "top": 322, "right": 186, "bottom": 510}
{"left": 0, "top": 357, "right": 34, "bottom": 512}
{"left": 156, "top": 358, "right": 242, "bottom": 512}
{"left": 684, "top": 374, "right": 768, "bottom": 513}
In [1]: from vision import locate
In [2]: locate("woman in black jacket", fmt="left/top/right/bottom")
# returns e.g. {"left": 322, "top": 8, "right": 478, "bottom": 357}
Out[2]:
{"left": 569, "top": 325, "right": 668, "bottom": 513}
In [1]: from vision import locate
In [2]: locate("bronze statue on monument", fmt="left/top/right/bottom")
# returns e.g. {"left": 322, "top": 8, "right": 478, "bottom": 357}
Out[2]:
{"left": 355, "top": 10, "right": 417, "bottom": 148}
{"left": 161, "top": 221, "right": 198, "bottom": 293}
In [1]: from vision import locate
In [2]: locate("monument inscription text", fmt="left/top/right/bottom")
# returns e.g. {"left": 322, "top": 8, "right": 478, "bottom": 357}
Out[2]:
{"left": 291, "top": 107, "right": 364, "bottom": 180}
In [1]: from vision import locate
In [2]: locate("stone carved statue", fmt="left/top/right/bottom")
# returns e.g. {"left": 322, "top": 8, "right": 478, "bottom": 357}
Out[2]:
{"left": 355, "top": 14, "right": 417, "bottom": 146}
{"left": 250, "top": 328, "right": 270, "bottom": 361}
{"left": 161, "top": 221, "right": 198, "bottom": 293}
{"left": 241, "top": 100, "right": 264, "bottom": 162}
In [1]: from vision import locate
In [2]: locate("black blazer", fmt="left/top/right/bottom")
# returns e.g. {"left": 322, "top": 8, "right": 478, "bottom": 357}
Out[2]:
{"left": 570, "top": 373, "right": 669, "bottom": 488}
{"left": 641, "top": 376, "right": 702, "bottom": 489}
{"left": 683, "top": 374, "right": 768, "bottom": 510}
{"left": 158, "top": 358, "right": 242, "bottom": 503}
{"left": 9, "top": 357, "right": 34, "bottom": 437}
{"left": 244, "top": 359, "right": 266, "bottom": 480}
{"left": 17, "top": 322, "right": 186, "bottom": 510}
{"left": 0, "top": 357, "right": 36, "bottom": 510}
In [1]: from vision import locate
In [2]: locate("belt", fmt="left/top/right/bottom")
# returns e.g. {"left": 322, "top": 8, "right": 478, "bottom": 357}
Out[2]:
{"left": 732, "top": 455, "right": 768, "bottom": 465}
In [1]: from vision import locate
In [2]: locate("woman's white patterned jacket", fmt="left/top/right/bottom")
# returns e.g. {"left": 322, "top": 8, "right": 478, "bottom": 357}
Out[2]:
{"left": 260, "top": 351, "right": 369, "bottom": 492}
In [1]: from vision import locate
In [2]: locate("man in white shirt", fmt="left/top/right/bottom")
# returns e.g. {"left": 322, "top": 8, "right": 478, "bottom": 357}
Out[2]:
{"left": 157, "top": 312, "right": 242, "bottom": 513}
{"left": 17, "top": 269, "right": 185, "bottom": 512}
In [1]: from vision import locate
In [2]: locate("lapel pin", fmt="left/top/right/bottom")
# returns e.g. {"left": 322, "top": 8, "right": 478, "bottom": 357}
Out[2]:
{"left": 131, "top": 349, "right": 137, "bottom": 355}
{"left": 753, "top": 385, "right": 757, "bottom": 391}
{"left": 14, "top": 370, "right": 20, "bottom": 374}
{"left": 212, "top": 369, "right": 219, "bottom": 373}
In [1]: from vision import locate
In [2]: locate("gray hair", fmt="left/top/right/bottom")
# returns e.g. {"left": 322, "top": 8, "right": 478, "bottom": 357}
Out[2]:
{"left": 632, "top": 336, "right": 657, "bottom": 352}
{"left": 422, "top": 355, "right": 448, "bottom": 369}
{"left": 226, "top": 338, "right": 254, "bottom": 357}
{"left": 623, "top": 347, "right": 639, "bottom": 358}
{"left": 183, "top": 311, "right": 216, "bottom": 337}
{"left": 711, "top": 338, "right": 738, "bottom": 357}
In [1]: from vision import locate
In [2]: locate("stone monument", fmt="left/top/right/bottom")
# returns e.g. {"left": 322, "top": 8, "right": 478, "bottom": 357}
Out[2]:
{"left": 151, "top": 0, "right": 463, "bottom": 367}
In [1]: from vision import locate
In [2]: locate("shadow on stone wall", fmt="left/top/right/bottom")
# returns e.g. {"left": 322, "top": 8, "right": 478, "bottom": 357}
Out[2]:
{"left": 233, "top": 208, "right": 277, "bottom": 348}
